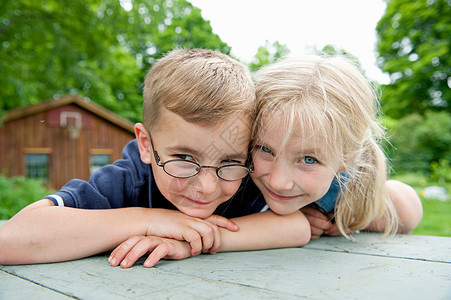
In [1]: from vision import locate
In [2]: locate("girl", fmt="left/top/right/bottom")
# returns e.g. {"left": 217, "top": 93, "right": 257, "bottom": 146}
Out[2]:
{"left": 250, "top": 54, "right": 423, "bottom": 239}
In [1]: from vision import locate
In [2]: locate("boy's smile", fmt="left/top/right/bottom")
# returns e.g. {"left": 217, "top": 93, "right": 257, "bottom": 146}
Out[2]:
{"left": 136, "top": 108, "right": 252, "bottom": 219}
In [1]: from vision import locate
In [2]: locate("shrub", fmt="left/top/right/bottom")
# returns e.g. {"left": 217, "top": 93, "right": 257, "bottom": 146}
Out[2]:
{"left": 387, "top": 111, "right": 451, "bottom": 174}
{"left": 0, "top": 175, "right": 54, "bottom": 219}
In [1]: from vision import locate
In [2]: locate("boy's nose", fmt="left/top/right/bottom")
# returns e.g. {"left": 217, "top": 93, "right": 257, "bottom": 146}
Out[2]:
{"left": 267, "top": 162, "right": 295, "bottom": 191}
{"left": 195, "top": 168, "right": 219, "bottom": 195}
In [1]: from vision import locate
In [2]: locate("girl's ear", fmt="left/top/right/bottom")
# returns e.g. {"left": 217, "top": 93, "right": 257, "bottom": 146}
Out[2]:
{"left": 135, "top": 123, "right": 152, "bottom": 164}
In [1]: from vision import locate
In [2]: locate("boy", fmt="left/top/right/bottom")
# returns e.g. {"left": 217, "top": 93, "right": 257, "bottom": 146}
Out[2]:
{"left": 0, "top": 49, "right": 309, "bottom": 266}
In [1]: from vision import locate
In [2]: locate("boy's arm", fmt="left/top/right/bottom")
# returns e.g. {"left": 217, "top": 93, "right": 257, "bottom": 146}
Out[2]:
{"left": 0, "top": 199, "right": 152, "bottom": 265}
{"left": 0, "top": 199, "right": 236, "bottom": 265}
{"left": 216, "top": 210, "right": 311, "bottom": 252}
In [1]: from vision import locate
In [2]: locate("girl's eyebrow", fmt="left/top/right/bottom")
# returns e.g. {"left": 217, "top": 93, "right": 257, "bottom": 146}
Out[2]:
{"left": 296, "top": 148, "right": 323, "bottom": 157}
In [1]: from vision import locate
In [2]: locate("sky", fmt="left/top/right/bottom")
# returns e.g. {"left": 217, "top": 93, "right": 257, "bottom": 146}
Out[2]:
{"left": 189, "top": 0, "right": 389, "bottom": 84}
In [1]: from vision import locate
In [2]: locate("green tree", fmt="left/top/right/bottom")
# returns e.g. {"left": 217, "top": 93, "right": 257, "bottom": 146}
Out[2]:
{"left": 387, "top": 111, "right": 451, "bottom": 174}
{"left": 249, "top": 40, "right": 290, "bottom": 72}
{"left": 376, "top": 0, "right": 451, "bottom": 118}
{"left": 0, "top": 0, "right": 230, "bottom": 122}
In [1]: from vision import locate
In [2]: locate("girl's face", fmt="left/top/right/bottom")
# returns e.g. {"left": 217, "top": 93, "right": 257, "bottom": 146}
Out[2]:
{"left": 250, "top": 113, "right": 342, "bottom": 215}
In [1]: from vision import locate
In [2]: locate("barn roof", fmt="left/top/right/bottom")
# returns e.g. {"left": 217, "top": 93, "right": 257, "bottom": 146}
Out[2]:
{"left": 2, "top": 95, "right": 135, "bottom": 134}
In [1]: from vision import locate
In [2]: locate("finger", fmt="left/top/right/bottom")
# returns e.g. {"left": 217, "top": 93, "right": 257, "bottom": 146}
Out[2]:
{"left": 311, "top": 225, "right": 325, "bottom": 238}
{"left": 305, "top": 215, "right": 332, "bottom": 231}
{"left": 199, "top": 225, "right": 215, "bottom": 253}
{"left": 208, "top": 223, "right": 221, "bottom": 254}
{"left": 144, "top": 243, "right": 170, "bottom": 268}
{"left": 301, "top": 207, "right": 329, "bottom": 220}
{"left": 184, "top": 222, "right": 217, "bottom": 253}
{"left": 311, "top": 233, "right": 321, "bottom": 240}
{"left": 109, "top": 236, "right": 141, "bottom": 267}
{"left": 205, "top": 215, "right": 239, "bottom": 231}
{"left": 121, "top": 238, "right": 159, "bottom": 269}
{"left": 181, "top": 229, "right": 202, "bottom": 256}
{"left": 325, "top": 223, "right": 340, "bottom": 236}
{"left": 326, "top": 224, "right": 354, "bottom": 236}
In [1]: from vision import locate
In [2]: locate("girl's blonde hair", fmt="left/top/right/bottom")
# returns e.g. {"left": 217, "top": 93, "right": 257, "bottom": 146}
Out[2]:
{"left": 253, "top": 55, "right": 398, "bottom": 237}
{"left": 143, "top": 48, "right": 256, "bottom": 131}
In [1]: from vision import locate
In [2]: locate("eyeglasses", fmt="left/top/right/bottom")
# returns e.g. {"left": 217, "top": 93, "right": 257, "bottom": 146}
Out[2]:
{"left": 149, "top": 135, "right": 253, "bottom": 181}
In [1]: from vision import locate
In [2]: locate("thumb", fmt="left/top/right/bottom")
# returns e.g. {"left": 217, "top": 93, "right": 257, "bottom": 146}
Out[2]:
{"left": 205, "top": 215, "right": 239, "bottom": 231}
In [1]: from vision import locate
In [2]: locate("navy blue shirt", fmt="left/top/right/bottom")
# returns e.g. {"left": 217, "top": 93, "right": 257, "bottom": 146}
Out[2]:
{"left": 45, "top": 140, "right": 340, "bottom": 217}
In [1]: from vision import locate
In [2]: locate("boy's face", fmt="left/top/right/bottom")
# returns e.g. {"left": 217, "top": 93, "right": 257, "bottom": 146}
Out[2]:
{"left": 250, "top": 112, "right": 342, "bottom": 215}
{"left": 136, "top": 108, "right": 251, "bottom": 219}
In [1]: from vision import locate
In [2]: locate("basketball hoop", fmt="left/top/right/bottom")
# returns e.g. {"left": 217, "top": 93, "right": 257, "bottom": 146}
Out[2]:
{"left": 60, "top": 111, "right": 82, "bottom": 139}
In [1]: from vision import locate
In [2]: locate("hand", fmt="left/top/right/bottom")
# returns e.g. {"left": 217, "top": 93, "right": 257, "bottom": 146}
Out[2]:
{"left": 300, "top": 206, "right": 333, "bottom": 239}
{"left": 145, "top": 209, "right": 239, "bottom": 255}
{"left": 301, "top": 207, "right": 354, "bottom": 238}
{"left": 109, "top": 235, "right": 192, "bottom": 268}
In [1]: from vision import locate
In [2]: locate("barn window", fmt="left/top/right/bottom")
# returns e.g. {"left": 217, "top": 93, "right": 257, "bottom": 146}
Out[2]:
{"left": 90, "top": 154, "right": 111, "bottom": 175}
{"left": 25, "top": 153, "right": 49, "bottom": 182}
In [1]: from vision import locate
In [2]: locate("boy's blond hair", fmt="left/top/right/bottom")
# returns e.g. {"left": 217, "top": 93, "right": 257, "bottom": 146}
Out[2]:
{"left": 253, "top": 55, "right": 398, "bottom": 237}
{"left": 143, "top": 48, "right": 256, "bottom": 131}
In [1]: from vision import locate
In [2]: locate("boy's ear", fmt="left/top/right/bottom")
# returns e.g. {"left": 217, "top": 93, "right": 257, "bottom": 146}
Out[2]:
{"left": 135, "top": 123, "right": 152, "bottom": 164}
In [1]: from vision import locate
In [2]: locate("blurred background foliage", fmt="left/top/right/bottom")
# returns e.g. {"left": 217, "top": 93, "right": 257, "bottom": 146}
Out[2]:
{"left": 0, "top": 0, "right": 450, "bottom": 235}
{"left": 0, "top": 0, "right": 229, "bottom": 122}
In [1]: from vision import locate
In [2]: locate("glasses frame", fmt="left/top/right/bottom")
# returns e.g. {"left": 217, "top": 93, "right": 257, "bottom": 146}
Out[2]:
{"left": 148, "top": 134, "right": 253, "bottom": 181}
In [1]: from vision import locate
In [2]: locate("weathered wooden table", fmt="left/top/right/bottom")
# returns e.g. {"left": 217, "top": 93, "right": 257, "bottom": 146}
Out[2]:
{"left": 1, "top": 220, "right": 450, "bottom": 299}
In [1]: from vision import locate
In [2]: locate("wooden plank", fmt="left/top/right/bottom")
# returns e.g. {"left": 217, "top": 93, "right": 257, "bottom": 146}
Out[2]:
{"left": 303, "top": 233, "right": 451, "bottom": 263}
{"left": 1, "top": 245, "right": 450, "bottom": 299}
{"left": 0, "top": 256, "right": 299, "bottom": 299}
{"left": 159, "top": 248, "right": 451, "bottom": 299}
{"left": 0, "top": 270, "right": 71, "bottom": 299}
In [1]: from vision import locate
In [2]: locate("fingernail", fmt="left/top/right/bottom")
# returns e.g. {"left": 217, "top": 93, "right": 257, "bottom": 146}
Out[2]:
{"left": 121, "top": 259, "right": 128, "bottom": 268}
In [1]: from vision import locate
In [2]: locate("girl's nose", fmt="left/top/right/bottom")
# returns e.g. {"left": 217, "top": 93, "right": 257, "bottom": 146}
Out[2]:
{"left": 267, "top": 161, "right": 295, "bottom": 192}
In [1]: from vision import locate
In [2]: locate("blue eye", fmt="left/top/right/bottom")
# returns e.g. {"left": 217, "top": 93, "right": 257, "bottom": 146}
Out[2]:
{"left": 303, "top": 156, "right": 317, "bottom": 165}
{"left": 257, "top": 145, "right": 272, "bottom": 154}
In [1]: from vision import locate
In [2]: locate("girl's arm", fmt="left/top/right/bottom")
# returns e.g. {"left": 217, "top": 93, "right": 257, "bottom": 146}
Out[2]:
{"left": 217, "top": 210, "right": 311, "bottom": 252}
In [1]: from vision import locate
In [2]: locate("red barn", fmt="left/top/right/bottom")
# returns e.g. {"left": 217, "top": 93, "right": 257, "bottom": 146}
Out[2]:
{"left": 0, "top": 95, "right": 136, "bottom": 189}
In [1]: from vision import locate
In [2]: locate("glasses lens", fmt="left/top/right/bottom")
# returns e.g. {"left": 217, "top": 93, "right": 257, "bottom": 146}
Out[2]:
{"left": 163, "top": 160, "right": 199, "bottom": 178}
{"left": 218, "top": 165, "right": 249, "bottom": 181}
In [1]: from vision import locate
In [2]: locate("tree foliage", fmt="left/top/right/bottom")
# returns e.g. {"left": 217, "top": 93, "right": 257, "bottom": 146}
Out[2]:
{"left": 0, "top": 0, "right": 230, "bottom": 122}
{"left": 376, "top": 0, "right": 451, "bottom": 118}
{"left": 249, "top": 40, "right": 290, "bottom": 72}
{"left": 387, "top": 111, "right": 451, "bottom": 174}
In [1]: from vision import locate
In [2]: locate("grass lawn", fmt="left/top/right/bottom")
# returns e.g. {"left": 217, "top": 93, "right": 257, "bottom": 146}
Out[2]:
{"left": 411, "top": 198, "right": 451, "bottom": 236}
{"left": 391, "top": 173, "right": 451, "bottom": 237}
